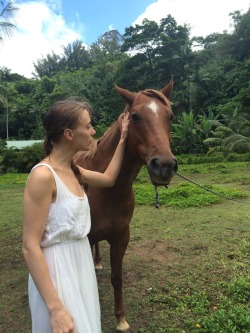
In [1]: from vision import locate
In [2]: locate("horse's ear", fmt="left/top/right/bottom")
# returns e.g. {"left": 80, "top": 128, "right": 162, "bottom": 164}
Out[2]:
{"left": 114, "top": 85, "right": 135, "bottom": 105}
{"left": 161, "top": 80, "right": 174, "bottom": 100}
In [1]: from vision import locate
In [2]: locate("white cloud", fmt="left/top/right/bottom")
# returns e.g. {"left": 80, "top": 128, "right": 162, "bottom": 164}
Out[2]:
{"left": 0, "top": 1, "right": 84, "bottom": 78}
{"left": 1, "top": 0, "right": 249, "bottom": 78}
{"left": 134, "top": 0, "right": 250, "bottom": 37}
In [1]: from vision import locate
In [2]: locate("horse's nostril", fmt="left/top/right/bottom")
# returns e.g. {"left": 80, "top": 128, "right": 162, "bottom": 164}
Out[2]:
{"left": 150, "top": 158, "right": 161, "bottom": 175}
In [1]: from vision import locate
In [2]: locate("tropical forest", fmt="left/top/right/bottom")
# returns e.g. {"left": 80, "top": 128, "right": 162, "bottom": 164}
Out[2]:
{"left": 0, "top": 4, "right": 250, "bottom": 171}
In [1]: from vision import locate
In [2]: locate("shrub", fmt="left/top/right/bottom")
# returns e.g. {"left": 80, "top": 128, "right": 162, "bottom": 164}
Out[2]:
{"left": 0, "top": 143, "right": 44, "bottom": 173}
{"left": 177, "top": 153, "right": 225, "bottom": 165}
{"left": 226, "top": 153, "right": 250, "bottom": 162}
{"left": 176, "top": 153, "right": 250, "bottom": 165}
{"left": 18, "top": 143, "right": 44, "bottom": 173}
{"left": 0, "top": 147, "right": 20, "bottom": 173}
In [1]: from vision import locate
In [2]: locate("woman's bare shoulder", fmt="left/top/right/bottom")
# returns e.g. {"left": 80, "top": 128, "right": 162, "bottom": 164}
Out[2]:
{"left": 26, "top": 165, "right": 54, "bottom": 193}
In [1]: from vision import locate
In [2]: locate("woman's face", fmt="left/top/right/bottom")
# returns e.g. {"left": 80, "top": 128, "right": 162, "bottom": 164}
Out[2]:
{"left": 71, "top": 109, "right": 96, "bottom": 151}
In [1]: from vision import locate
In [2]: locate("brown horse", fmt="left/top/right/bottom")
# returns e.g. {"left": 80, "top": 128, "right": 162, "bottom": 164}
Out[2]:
{"left": 75, "top": 80, "right": 177, "bottom": 332}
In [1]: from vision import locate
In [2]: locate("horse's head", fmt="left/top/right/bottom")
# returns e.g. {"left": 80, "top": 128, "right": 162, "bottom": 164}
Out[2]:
{"left": 115, "top": 80, "right": 177, "bottom": 186}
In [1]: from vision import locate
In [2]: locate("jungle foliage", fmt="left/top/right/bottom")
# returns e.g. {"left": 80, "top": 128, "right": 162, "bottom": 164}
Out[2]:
{"left": 0, "top": 7, "right": 249, "bottom": 156}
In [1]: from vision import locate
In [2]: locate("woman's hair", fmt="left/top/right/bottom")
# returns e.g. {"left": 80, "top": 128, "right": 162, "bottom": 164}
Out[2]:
{"left": 43, "top": 98, "right": 94, "bottom": 187}
{"left": 43, "top": 99, "right": 93, "bottom": 154}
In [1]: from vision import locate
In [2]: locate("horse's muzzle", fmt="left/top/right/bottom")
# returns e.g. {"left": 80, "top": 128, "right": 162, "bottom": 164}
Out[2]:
{"left": 147, "top": 156, "right": 178, "bottom": 185}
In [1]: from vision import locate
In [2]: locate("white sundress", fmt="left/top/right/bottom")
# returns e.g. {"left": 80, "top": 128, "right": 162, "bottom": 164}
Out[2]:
{"left": 28, "top": 163, "right": 101, "bottom": 333}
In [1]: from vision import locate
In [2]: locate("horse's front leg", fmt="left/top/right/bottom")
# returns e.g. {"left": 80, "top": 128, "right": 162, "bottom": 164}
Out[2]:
{"left": 110, "top": 227, "right": 132, "bottom": 333}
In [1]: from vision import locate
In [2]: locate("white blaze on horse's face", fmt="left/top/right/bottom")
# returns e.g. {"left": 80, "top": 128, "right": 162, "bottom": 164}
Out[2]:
{"left": 147, "top": 101, "right": 159, "bottom": 117}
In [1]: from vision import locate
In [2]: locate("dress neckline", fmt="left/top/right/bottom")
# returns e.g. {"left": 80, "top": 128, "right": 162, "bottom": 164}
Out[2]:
{"left": 36, "top": 163, "right": 85, "bottom": 200}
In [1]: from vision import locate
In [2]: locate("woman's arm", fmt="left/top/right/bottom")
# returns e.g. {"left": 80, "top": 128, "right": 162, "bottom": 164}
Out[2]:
{"left": 79, "top": 112, "right": 130, "bottom": 188}
{"left": 22, "top": 167, "right": 74, "bottom": 333}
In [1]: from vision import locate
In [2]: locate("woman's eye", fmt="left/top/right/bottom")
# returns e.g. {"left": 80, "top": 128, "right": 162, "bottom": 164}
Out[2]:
{"left": 131, "top": 113, "right": 140, "bottom": 123}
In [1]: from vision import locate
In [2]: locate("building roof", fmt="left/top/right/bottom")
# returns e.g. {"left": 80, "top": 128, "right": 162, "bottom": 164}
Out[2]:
{"left": 6, "top": 140, "right": 43, "bottom": 149}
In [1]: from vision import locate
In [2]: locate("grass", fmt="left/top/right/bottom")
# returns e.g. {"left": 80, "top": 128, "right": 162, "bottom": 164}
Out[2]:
{"left": 0, "top": 162, "right": 249, "bottom": 333}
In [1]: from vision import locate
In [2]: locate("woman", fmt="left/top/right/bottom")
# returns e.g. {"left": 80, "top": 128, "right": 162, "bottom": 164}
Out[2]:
{"left": 22, "top": 99, "right": 129, "bottom": 333}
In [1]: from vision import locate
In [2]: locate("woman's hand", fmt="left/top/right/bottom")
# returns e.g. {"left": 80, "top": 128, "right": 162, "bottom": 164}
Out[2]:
{"left": 50, "top": 306, "right": 74, "bottom": 333}
{"left": 120, "top": 112, "right": 130, "bottom": 142}
{"left": 78, "top": 111, "right": 130, "bottom": 187}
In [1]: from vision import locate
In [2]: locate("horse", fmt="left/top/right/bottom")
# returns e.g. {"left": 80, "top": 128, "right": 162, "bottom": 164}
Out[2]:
{"left": 74, "top": 80, "right": 178, "bottom": 332}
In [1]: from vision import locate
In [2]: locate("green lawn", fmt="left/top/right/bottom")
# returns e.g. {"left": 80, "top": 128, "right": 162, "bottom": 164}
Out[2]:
{"left": 0, "top": 162, "right": 249, "bottom": 333}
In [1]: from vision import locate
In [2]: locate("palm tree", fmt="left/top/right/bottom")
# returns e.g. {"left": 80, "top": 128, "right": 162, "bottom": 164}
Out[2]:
{"left": 204, "top": 126, "right": 250, "bottom": 154}
{"left": 0, "top": 0, "right": 18, "bottom": 42}
{"left": 171, "top": 111, "right": 199, "bottom": 154}
{"left": 204, "top": 105, "right": 250, "bottom": 154}
{"left": 0, "top": 67, "right": 13, "bottom": 140}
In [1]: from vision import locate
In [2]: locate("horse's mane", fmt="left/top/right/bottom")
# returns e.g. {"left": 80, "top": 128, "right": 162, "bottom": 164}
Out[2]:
{"left": 98, "top": 121, "right": 118, "bottom": 141}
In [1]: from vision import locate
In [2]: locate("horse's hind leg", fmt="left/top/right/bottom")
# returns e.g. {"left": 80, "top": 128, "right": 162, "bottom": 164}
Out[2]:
{"left": 110, "top": 227, "right": 132, "bottom": 333}
{"left": 93, "top": 243, "right": 104, "bottom": 273}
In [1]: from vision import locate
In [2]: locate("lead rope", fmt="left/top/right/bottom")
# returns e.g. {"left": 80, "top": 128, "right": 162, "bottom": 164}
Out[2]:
{"left": 155, "top": 186, "right": 160, "bottom": 208}
{"left": 155, "top": 172, "right": 250, "bottom": 208}
{"left": 155, "top": 185, "right": 168, "bottom": 208}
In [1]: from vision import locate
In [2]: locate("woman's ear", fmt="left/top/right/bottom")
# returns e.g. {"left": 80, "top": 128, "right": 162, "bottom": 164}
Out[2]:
{"left": 64, "top": 128, "right": 74, "bottom": 141}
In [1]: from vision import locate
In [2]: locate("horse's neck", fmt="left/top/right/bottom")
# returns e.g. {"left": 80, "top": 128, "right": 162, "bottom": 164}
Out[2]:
{"left": 93, "top": 124, "right": 142, "bottom": 187}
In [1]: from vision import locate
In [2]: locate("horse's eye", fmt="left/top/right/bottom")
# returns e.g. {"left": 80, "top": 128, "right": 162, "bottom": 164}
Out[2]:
{"left": 131, "top": 113, "right": 140, "bottom": 123}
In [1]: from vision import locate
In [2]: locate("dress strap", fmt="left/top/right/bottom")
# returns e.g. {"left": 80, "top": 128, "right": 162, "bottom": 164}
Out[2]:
{"left": 32, "top": 162, "right": 56, "bottom": 175}
{"left": 30, "top": 163, "right": 64, "bottom": 202}
{"left": 31, "top": 162, "right": 61, "bottom": 187}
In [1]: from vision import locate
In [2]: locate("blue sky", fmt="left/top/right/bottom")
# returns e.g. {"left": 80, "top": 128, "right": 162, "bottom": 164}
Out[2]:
{"left": 0, "top": 0, "right": 249, "bottom": 78}
{"left": 60, "top": 0, "right": 154, "bottom": 44}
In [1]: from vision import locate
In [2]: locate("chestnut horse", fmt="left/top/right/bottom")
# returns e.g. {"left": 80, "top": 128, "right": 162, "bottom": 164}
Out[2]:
{"left": 75, "top": 80, "right": 177, "bottom": 332}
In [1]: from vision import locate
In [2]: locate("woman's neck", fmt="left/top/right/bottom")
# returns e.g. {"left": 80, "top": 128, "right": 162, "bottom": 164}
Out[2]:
{"left": 44, "top": 146, "right": 74, "bottom": 170}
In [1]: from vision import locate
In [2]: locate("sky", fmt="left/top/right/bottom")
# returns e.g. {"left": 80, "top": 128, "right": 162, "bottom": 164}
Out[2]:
{"left": 0, "top": 0, "right": 249, "bottom": 78}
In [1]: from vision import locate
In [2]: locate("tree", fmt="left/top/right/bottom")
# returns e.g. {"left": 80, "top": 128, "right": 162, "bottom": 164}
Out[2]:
{"left": 122, "top": 19, "right": 159, "bottom": 66}
{"left": 90, "top": 30, "right": 125, "bottom": 64}
{"left": 0, "top": 0, "right": 18, "bottom": 42}
{"left": 0, "top": 67, "right": 15, "bottom": 139}
{"left": 61, "top": 40, "right": 91, "bottom": 71}
{"left": 212, "top": 8, "right": 250, "bottom": 62}
{"left": 171, "top": 111, "right": 200, "bottom": 154}
{"left": 156, "top": 16, "right": 190, "bottom": 85}
{"left": 171, "top": 109, "right": 222, "bottom": 154}
{"left": 204, "top": 103, "right": 250, "bottom": 154}
{"left": 121, "top": 18, "right": 161, "bottom": 87}
{"left": 121, "top": 16, "right": 190, "bottom": 90}
{"left": 33, "top": 52, "right": 63, "bottom": 78}
{"left": 204, "top": 127, "right": 250, "bottom": 155}
{"left": 33, "top": 40, "right": 92, "bottom": 78}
